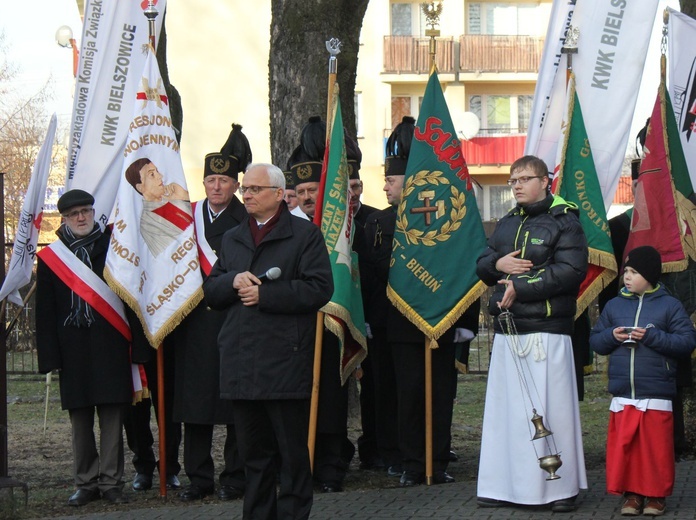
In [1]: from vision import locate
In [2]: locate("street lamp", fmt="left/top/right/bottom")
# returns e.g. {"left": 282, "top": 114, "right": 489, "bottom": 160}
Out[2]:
{"left": 55, "top": 25, "right": 79, "bottom": 77}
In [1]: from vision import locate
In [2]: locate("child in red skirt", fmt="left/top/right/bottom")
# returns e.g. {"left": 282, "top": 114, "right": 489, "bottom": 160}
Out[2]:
{"left": 590, "top": 246, "right": 696, "bottom": 517}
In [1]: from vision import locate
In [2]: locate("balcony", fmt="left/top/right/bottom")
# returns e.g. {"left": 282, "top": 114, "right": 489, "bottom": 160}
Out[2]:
{"left": 383, "top": 36, "right": 456, "bottom": 74}
{"left": 459, "top": 35, "right": 544, "bottom": 73}
{"left": 383, "top": 35, "right": 544, "bottom": 75}
{"left": 461, "top": 133, "right": 526, "bottom": 166}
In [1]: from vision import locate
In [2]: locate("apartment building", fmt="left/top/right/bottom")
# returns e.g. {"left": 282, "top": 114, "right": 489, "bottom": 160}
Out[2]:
{"left": 355, "top": 0, "right": 552, "bottom": 216}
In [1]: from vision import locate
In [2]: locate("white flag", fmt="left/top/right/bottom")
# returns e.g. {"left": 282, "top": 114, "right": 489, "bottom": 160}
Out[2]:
{"left": 525, "top": 0, "right": 659, "bottom": 209}
{"left": 0, "top": 114, "right": 57, "bottom": 306}
{"left": 524, "top": 0, "right": 575, "bottom": 166}
{"left": 667, "top": 7, "right": 696, "bottom": 188}
{"left": 66, "top": 0, "right": 166, "bottom": 227}
{"left": 104, "top": 48, "right": 202, "bottom": 347}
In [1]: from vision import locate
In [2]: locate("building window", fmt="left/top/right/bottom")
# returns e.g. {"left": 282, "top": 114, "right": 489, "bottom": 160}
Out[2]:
{"left": 469, "top": 94, "right": 531, "bottom": 135}
{"left": 468, "top": 3, "right": 546, "bottom": 36}
{"left": 474, "top": 184, "right": 515, "bottom": 221}
{"left": 391, "top": 2, "right": 428, "bottom": 37}
{"left": 488, "top": 185, "right": 515, "bottom": 220}
{"left": 390, "top": 95, "right": 423, "bottom": 130}
{"left": 391, "top": 96, "right": 412, "bottom": 130}
{"left": 391, "top": 3, "right": 413, "bottom": 36}
{"left": 517, "top": 95, "right": 533, "bottom": 134}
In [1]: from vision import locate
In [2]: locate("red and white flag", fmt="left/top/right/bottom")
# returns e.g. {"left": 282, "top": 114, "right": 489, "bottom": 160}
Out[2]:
{"left": 65, "top": 0, "right": 166, "bottom": 226}
{"left": 0, "top": 114, "right": 57, "bottom": 305}
{"left": 104, "top": 48, "right": 202, "bottom": 347}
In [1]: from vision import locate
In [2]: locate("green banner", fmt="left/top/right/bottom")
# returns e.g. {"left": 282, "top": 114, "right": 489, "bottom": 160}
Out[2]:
{"left": 387, "top": 70, "right": 487, "bottom": 341}
{"left": 555, "top": 74, "right": 616, "bottom": 315}
{"left": 319, "top": 88, "right": 367, "bottom": 383}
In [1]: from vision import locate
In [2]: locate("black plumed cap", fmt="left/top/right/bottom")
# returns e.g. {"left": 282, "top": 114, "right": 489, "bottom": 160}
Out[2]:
{"left": 301, "top": 116, "right": 326, "bottom": 160}
{"left": 219, "top": 123, "right": 252, "bottom": 174}
{"left": 385, "top": 116, "right": 416, "bottom": 176}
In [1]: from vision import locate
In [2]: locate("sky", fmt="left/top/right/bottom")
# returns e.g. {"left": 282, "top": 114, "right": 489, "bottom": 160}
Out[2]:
{"left": 0, "top": 0, "right": 81, "bottom": 138}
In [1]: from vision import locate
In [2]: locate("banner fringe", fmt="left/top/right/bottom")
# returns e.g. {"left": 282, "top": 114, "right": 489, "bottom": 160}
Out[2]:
{"left": 104, "top": 266, "right": 204, "bottom": 349}
{"left": 575, "top": 266, "right": 616, "bottom": 319}
{"left": 322, "top": 302, "right": 368, "bottom": 386}
{"left": 387, "top": 280, "right": 487, "bottom": 347}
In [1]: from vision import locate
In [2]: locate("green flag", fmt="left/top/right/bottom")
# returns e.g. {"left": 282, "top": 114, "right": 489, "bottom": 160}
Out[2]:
{"left": 387, "top": 70, "right": 487, "bottom": 342}
{"left": 554, "top": 73, "right": 617, "bottom": 317}
{"left": 318, "top": 87, "right": 367, "bottom": 384}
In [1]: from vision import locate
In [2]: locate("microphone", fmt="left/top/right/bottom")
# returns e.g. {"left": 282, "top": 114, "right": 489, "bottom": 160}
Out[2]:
{"left": 257, "top": 267, "right": 281, "bottom": 282}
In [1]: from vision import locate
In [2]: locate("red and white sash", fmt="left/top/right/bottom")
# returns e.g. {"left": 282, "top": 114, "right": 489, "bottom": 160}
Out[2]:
{"left": 192, "top": 200, "right": 217, "bottom": 277}
{"left": 38, "top": 240, "right": 132, "bottom": 342}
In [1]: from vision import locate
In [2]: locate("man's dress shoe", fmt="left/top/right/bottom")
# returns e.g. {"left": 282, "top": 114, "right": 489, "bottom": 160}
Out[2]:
{"left": 179, "top": 484, "right": 214, "bottom": 502}
{"left": 218, "top": 485, "right": 244, "bottom": 500}
{"left": 67, "top": 488, "right": 99, "bottom": 507}
{"left": 132, "top": 473, "right": 152, "bottom": 491}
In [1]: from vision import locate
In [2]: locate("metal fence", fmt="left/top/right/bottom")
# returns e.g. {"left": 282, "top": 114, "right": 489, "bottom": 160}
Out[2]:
{"left": 4, "top": 278, "right": 39, "bottom": 375}
{"left": 3, "top": 249, "right": 599, "bottom": 377}
{"left": 3, "top": 282, "right": 496, "bottom": 376}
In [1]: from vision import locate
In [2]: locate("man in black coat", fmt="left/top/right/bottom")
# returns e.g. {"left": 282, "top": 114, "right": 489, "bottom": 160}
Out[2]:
{"left": 364, "top": 161, "right": 459, "bottom": 487}
{"left": 171, "top": 149, "right": 249, "bottom": 501}
{"left": 36, "top": 189, "right": 137, "bottom": 506}
{"left": 287, "top": 117, "right": 363, "bottom": 492}
{"left": 204, "top": 163, "right": 333, "bottom": 520}
{"left": 349, "top": 173, "right": 381, "bottom": 469}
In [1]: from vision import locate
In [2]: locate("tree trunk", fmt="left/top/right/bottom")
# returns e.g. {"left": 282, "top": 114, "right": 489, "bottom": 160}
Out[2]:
{"left": 681, "top": 0, "right": 696, "bottom": 18}
{"left": 156, "top": 10, "right": 183, "bottom": 144}
{"left": 269, "top": 0, "right": 369, "bottom": 168}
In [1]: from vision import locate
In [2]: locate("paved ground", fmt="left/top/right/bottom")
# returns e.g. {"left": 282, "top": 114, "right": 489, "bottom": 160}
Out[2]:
{"left": 48, "top": 459, "right": 696, "bottom": 520}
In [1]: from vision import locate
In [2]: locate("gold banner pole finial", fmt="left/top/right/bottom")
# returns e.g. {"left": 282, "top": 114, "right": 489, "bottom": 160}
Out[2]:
{"left": 422, "top": 1, "right": 443, "bottom": 72}
{"left": 144, "top": 0, "right": 159, "bottom": 50}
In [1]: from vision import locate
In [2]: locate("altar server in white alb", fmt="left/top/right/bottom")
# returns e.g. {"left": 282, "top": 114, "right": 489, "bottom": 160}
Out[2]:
{"left": 475, "top": 155, "right": 588, "bottom": 513}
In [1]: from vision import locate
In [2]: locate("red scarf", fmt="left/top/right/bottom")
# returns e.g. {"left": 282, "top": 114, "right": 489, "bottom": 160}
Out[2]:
{"left": 249, "top": 204, "right": 284, "bottom": 246}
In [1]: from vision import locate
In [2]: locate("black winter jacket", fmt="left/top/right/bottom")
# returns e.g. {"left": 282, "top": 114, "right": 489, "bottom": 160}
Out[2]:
{"left": 203, "top": 205, "right": 333, "bottom": 400}
{"left": 476, "top": 194, "right": 588, "bottom": 335}
{"left": 590, "top": 285, "right": 696, "bottom": 400}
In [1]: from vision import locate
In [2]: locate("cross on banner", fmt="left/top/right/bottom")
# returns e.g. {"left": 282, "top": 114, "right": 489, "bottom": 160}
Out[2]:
{"left": 410, "top": 190, "right": 445, "bottom": 226}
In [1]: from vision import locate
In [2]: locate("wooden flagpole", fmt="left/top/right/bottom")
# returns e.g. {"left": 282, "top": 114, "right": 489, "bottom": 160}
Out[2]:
{"left": 157, "top": 344, "right": 167, "bottom": 498}
{"left": 142, "top": 0, "right": 168, "bottom": 499}
{"left": 424, "top": 338, "right": 433, "bottom": 485}
{"left": 308, "top": 37, "right": 342, "bottom": 471}
{"left": 423, "top": 2, "right": 440, "bottom": 486}
{"left": 308, "top": 313, "right": 324, "bottom": 471}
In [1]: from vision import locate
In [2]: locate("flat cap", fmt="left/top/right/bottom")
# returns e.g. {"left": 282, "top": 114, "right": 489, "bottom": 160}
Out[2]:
{"left": 57, "top": 189, "right": 94, "bottom": 214}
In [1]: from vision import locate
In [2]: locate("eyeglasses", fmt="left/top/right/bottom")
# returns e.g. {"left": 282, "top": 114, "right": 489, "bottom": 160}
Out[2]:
{"left": 62, "top": 208, "right": 94, "bottom": 219}
{"left": 506, "top": 175, "right": 546, "bottom": 186}
{"left": 238, "top": 186, "right": 279, "bottom": 195}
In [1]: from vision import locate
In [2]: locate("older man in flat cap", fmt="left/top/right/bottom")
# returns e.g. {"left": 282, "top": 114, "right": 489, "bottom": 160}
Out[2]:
{"left": 36, "top": 189, "right": 139, "bottom": 506}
